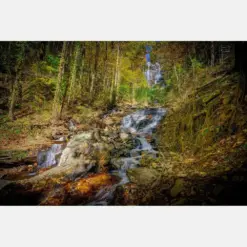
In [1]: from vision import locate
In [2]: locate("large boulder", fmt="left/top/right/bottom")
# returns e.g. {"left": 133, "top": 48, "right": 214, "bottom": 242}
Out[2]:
{"left": 17, "top": 132, "right": 96, "bottom": 186}
{"left": 58, "top": 132, "right": 93, "bottom": 167}
{"left": 127, "top": 167, "right": 159, "bottom": 186}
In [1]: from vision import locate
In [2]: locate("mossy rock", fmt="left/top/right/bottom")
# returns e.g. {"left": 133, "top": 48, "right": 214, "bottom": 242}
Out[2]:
{"left": 170, "top": 178, "right": 185, "bottom": 197}
{"left": 127, "top": 168, "right": 159, "bottom": 186}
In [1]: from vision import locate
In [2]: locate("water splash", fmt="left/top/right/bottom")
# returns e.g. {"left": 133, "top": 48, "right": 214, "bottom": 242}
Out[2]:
{"left": 37, "top": 137, "right": 65, "bottom": 168}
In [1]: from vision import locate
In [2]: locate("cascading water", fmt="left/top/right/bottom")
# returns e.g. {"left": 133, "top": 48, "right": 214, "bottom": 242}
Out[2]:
{"left": 88, "top": 108, "right": 166, "bottom": 205}
{"left": 37, "top": 137, "right": 66, "bottom": 168}
{"left": 144, "top": 45, "right": 165, "bottom": 87}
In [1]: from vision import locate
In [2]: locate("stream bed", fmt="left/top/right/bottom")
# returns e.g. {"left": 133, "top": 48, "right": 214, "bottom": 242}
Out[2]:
{"left": 87, "top": 108, "right": 166, "bottom": 205}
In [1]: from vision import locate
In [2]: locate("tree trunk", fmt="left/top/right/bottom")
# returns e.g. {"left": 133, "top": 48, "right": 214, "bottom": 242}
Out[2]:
{"left": 234, "top": 42, "right": 247, "bottom": 97}
{"left": 8, "top": 42, "right": 25, "bottom": 120}
{"left": 45, "top": 42, "right": 50, "bottom": 60}
{"left": 110, "top": 68, "right": 115, "bottom": 105}
{"left": 8, "top": 78, "right": 17, "bottom": 120}
{"left": 211, "top": 42, "right": 215, "bottom": 67}
{"left": 94, "top": 42, "right": 100, "bottom": 73}
{"left": 103, "top": 42, "right": 108, "bottom": 93}
{"left": 90, "top": 42, "right": 100, "bottom": 101}
{"left": 131, "top": 82, "right": 135, "bottom": 105}
{"left": 115, "top": 44, "right": 121, "bottom": 102}
{"left": 79, "top": 43, "right": 85, "bottom": 84}
{"left": 111, "top": 43, "right": 120, "bottom": 106}
{"left": 16, "top": 78, "right": 23, "bottom": 108}
{"left": 90, "top": 73, "right": 95, "bottom": 96}
{"left": 52, "top": 41, "right": 67, "bottom": 121}
{"left": 68, "top": 42, "right": 81, "bottom": 104}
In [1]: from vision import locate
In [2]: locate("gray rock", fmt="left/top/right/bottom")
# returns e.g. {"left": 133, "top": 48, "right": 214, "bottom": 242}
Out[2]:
{"left": 58, "top": 132, "right": 93, "bottom": 168}
{"left": 68, "top": 119, "right": 77, "bottom": 132}
{"left": 111, "top": 157, "right": 140, "bottom": 170}
{"left": 119, "top": 132, "right": 129, "bottom": 141}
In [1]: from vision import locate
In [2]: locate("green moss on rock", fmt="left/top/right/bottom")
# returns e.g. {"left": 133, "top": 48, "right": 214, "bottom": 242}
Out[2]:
{"left": 170, "top": 178, "right": 185, "bottom": 197}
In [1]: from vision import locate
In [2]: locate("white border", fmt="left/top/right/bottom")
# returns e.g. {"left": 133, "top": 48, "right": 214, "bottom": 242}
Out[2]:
{"left": 0, "top": 206, "right": 246, "bottom": 247}
{"left": 1, "top": 0, "right": 247, "bottom": 41}
{"left": 1, "top": 0, "right": 247, "bottom": 246}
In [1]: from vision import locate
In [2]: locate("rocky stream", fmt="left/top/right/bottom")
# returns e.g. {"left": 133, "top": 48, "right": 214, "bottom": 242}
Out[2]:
{"left": 0, "top": 107, "right": 167, "bottom": 205}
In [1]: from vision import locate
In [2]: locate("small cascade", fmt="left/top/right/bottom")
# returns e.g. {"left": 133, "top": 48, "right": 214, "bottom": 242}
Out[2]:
{"left": 88, "top": 108, "right": 166, "bottom": 205}
{"left": 37, "top": 137, "right": 66, "bottom": 168}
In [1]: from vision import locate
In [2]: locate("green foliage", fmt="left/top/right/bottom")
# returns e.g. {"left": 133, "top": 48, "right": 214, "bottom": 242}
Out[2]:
{"left": 166, "top": 78, "right": 172, "bottom": 87}
{"left": 46, "top": 54, "right": 60, "bottom": 69}
{"left": 24, "top": 77, "right": 56, "bottom": 110}
{"left": 118, "top": 84, "right": 132, "bottom": 102}
{"left": 190, "top": 58, "right": 203, "bottom": 69}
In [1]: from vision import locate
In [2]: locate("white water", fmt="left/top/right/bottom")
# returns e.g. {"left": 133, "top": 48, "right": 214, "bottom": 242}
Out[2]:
{"left": 88, "top": 108, "right": 166, "bottom": 205}
{"left": 37, "top": 137, "right": 65, "bottom": 168}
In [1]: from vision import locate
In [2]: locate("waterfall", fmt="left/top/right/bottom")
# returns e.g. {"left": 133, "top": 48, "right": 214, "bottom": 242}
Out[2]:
{"left": 88, "top": 108, "right": 166, "bottom": 205}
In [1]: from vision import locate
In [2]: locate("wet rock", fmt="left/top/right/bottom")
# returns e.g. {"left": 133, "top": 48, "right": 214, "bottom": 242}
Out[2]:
{"left": 111, "top": 146, "right": 131, "bottom": 158}
{"left": 111, "top": 157, "right": 140, "bottom": 170}
{"left": 21, "top": 128, "right": 113, "bottom": 188}
{"left": 58, "top": 132, "right": 93, "bottom": 168}
{"left": 119, "top": 132, "right": 129, "bottom": 141}
{"left": 65, "top": 173, "right": 119, "bottom": 205}
{"left": 170, "top": 178, "right": 185, "bottom": 197}
{"left": 130, "top": 149, "right": 142, "bottom": 157}
{"left": 58, "top": 141, "right": 92, "bottom": 168}
{"left": 127, "top": 167, "right": 158, "bottom": 186}
{"left": 68, "top": 119, "right": 77, "bottom": 132}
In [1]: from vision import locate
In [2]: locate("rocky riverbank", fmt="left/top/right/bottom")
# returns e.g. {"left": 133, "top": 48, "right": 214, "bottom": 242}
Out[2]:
{"left": 0, "top": 105, "right": 162, "bottom": 205}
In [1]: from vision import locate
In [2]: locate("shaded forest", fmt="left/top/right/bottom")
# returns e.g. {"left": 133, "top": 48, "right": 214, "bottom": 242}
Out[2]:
{"left": 0, "top": 41, "right": 247, "bottom": 205}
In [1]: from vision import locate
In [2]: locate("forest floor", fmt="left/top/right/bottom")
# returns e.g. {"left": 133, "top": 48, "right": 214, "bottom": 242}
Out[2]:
{"left": 0, "top": 104, "right": 108, "bottom": 163}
